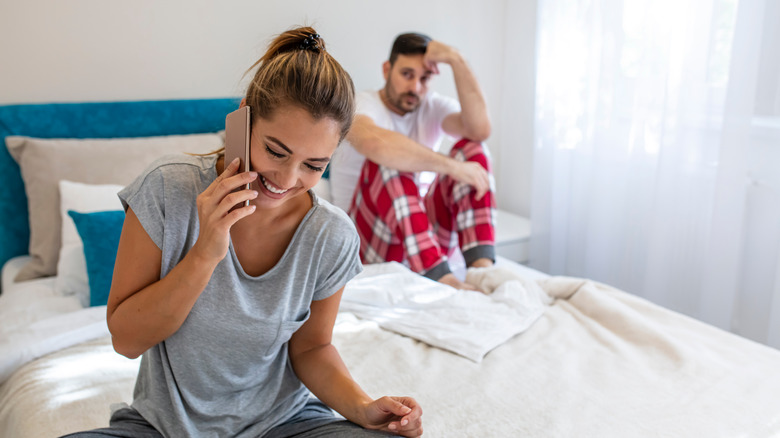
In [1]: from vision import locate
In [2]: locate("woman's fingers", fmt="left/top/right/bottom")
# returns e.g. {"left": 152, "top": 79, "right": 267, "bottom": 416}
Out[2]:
{"left": 372, "top": 396, "right": 423, "bottom": 437}
{"left": 201, "top": 184, "right": 258, "bottom": 230}
{"left": 190, "top": 158, "right": 258, "bottom": 262}
{"left": 214, "top": 169, "right": 257, "bottom": 203}
{"left": 222, "top": 201, "right": 257, "bottom": 228}
{"left": 202, "top": 158, "right": 258, "bottom": 219}
{"left": 206, "top": 157, "right": 257, "bottom": 201}
{"left": 203, "top": 157, "right": 240, "bottom": 197}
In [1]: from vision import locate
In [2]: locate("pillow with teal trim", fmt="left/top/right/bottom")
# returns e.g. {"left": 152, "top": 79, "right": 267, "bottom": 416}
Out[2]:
{"left": 67, "top": 210, "right": 125, "bottom": 307}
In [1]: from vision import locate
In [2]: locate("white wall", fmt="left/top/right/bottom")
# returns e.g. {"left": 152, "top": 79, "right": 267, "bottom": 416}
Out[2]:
{"left": 0, "top": 0, "right": 537, "bottom": 217}
{"left": 497, "top": 0, "right": 537, "bottom": 216}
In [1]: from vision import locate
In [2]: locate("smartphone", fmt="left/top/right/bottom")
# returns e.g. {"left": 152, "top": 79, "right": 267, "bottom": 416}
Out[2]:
{"left": 224, "top": 106, "right": 252, "bottom": 208}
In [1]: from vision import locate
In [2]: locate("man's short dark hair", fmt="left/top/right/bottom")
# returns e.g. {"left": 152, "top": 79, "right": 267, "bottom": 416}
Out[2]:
{"left": 389, "top": 32, "right": 432, "bottom": 65}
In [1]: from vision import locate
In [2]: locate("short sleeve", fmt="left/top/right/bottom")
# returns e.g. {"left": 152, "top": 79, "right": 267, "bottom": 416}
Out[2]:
{"left": 118, "top": 160, "right": 167, "bottom": 250}
{"left": 355, "top": 91, "right": 384, "bottom": 117}
{"left": 354, "top": 91, "right": 393, "bottom": 127}
{"left": 429, "top": 92, "right": 461, "bottom": 131}
{"left": 312, "top": 214, "right": 363, "bottom": 301}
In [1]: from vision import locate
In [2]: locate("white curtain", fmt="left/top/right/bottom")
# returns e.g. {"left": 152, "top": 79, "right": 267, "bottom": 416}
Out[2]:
{"left": 530, "top": 0, "right": 780, "bottom": 348}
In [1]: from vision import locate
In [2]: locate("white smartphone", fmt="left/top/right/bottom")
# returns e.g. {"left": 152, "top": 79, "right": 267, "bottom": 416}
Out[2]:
{"left": 224, "top": 106, "right": 251, "bottom": 208}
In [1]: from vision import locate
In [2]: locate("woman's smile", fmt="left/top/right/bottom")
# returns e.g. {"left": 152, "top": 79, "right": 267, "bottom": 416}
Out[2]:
{"left": 259, "top": 174, "right": 290, "bottom": 196}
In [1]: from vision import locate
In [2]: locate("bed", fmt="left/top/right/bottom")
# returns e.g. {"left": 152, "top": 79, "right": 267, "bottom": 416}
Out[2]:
{"left": 2, "top": 99, "right": 780, "bottom": 438}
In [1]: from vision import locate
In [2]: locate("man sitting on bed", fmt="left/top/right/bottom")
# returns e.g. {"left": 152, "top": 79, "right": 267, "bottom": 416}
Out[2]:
{"left": 329, "top": 32, "right": 495, "bottom": 291}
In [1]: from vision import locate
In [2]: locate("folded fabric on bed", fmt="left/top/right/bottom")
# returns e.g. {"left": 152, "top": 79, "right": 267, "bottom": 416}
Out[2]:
{"left": 341, "top": 262, "right": 552, "bottom": 362}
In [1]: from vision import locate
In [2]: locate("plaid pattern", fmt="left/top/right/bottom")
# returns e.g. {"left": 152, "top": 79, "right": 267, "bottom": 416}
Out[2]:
{"left": 349, "top": 139, "right": 496, "bottom": 276}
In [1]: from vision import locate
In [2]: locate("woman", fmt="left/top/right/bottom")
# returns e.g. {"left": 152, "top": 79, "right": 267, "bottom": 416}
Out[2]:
{"left": 65, "top": 27, "right": 422, "bottom": 438}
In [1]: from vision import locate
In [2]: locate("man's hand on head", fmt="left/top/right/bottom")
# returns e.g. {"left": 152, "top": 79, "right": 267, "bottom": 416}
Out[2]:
{"left": 423, "top": 40, "right": 462, "bottom": 73}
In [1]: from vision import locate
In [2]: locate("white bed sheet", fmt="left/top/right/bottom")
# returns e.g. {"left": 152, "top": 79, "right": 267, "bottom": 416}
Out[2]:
{"left": 1, "top": 255, "right": 33, "bottom": 294}
{"left": 3, "top": 258, "right": 780, "bottom": 437}
{"left": 0, "top": 256, "right": 110, "bottom": 384}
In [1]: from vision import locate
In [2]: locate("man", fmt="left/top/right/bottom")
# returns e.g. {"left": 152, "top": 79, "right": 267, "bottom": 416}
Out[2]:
{"left": 329, "top": 32, "right": 495, "bottom": 291}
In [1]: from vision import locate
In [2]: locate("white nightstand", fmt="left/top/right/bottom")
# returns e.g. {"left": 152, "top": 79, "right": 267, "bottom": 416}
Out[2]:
{"left": 494, "top": 209, "right": 531, "bottom": 263}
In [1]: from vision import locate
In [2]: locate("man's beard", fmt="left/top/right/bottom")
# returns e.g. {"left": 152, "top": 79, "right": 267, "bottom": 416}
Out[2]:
{"left": 384, "top": 85, "right": 421, "bottom": 114}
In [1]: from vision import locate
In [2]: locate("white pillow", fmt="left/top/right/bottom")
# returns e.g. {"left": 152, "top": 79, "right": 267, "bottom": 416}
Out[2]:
{"left": 55, "top": 180, "right": 124, "bottom": 307}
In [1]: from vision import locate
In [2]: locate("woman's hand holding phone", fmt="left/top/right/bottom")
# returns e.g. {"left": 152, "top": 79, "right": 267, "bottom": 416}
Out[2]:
{"left": 191, "top": 157, "right": 258, "bottom": 264}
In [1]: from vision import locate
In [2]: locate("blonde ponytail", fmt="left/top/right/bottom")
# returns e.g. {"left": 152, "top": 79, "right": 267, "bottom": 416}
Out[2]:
{"left": 245, "top": 26, "right": 355, "bottom": 140}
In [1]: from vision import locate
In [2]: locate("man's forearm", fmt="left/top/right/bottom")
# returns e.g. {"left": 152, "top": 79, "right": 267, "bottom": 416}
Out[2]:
{"left": 348, "top": 120, "right": 457, "bottom": 175}
{"left": 449, "top": 53, "right": 491, "bottom": 141}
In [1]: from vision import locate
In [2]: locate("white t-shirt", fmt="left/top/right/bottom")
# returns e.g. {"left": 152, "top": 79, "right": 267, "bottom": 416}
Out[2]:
{"left": 329, "top": 90, "right": 461, "bottom": 211}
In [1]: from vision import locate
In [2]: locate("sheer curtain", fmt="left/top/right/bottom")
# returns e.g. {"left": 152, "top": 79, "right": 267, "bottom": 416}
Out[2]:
{"left": 530, "top": 0, "right": 780, "bottom": 348}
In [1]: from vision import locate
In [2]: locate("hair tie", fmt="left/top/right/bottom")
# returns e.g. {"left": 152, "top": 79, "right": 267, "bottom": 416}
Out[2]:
{"left": 299, "top": 33, "right": 321, "bottom": 51}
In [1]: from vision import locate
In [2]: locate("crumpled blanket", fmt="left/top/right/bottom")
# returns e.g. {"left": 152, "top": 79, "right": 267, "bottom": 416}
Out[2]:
{"left": 340, "top": 262, "right": 552, "bottom": 362}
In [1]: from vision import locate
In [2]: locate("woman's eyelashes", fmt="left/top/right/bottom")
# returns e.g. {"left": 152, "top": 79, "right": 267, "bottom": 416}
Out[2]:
{"left": 305, "top": 163, "right": 325, "bottom": 172}
{"left": 265, "top": 145, "right": 325, "bottom": 172}
{"left": 265, "top": 145, "right": 285, "bottom": 158}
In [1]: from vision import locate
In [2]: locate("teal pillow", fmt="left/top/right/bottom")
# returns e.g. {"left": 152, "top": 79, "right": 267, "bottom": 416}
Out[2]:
{"left": 67, "top": 210, "right": 125, "bottom": 307}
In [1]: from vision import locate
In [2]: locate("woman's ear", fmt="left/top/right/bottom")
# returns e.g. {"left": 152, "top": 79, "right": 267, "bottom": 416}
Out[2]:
{"left": 240, "top": 98, "right": 247, "bottom": 108}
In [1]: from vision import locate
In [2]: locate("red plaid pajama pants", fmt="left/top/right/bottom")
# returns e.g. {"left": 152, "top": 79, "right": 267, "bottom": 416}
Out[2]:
{"left": 349, "top": 139, "right": 496, "bottom": 280}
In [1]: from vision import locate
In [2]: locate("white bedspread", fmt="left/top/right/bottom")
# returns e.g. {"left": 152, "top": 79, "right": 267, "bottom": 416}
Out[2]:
{"left": 3, "top": 266, "right": 780, "bottom": 437}
{"left": 341, "top": 262, "right": 551, "bottom": 362}
{"left": 336, "top": 277, "right": 780, "bottom": 437}
{"left": 0, "top": 278, "right": 109, "bottom": 384}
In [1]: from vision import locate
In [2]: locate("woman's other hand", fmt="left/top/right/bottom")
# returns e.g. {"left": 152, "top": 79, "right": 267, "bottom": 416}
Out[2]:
{"left": 362, "top": 396, "right": 423, "bottom": 437}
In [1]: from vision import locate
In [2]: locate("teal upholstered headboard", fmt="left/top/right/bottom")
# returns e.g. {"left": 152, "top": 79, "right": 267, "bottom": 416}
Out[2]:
{"left": 0, "top": 98, "right": 241, "bottom": 272}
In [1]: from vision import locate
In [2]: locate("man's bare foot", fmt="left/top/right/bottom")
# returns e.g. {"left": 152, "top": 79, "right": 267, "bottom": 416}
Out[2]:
{"left": 468, "top": 257, "right": 494, "bottom": 269}
{"left": 438, "top": 273, "right": 485, "bottom": 293}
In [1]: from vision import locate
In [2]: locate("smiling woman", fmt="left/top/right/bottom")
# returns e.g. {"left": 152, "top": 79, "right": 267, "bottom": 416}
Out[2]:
{"left": 62, "top": 26, "right": 423, "bottom": 438}
{"left": 231, "top": 105, "right": 341, "bottom": 209}
{"left": 224, "top": 105, "right": 344, "bottom": 277}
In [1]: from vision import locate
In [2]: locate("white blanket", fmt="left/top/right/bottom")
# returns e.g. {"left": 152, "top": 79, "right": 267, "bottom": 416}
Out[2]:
{"left": 341, "top": 262, "right": 551, "bottom": 362}
{"left": 4, "top": 264, "right": 780, "bottom": 437}
{"left": 336, "top": 277, "right": 780, "bottom": 437}
{"left": 0, "top": 278, "right": 109, "bottom": 384}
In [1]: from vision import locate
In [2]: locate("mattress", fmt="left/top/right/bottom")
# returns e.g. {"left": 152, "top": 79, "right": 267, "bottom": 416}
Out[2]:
{"left": 3, "top": 256, "right": 780, "bottom": 437}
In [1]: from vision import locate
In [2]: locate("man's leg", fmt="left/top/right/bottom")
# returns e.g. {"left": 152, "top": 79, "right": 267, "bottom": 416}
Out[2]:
{"left": 425, "top": 139, "right": 496, "bottom": 268}
{"left": 349, "top": 160, "right": 451, "bottom": 281}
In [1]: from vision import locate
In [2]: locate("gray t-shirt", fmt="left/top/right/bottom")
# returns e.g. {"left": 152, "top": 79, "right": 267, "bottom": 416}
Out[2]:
{"left": 118, "top": 154, "right": 362, "bottom": 438}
